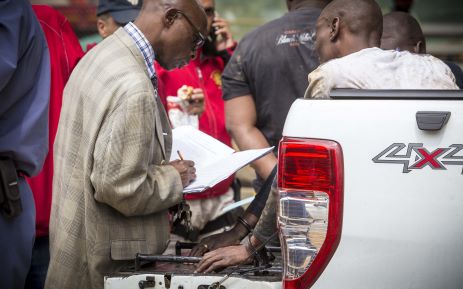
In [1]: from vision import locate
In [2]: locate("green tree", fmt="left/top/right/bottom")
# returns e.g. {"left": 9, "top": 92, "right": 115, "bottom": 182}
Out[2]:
{"left": 216, "top": 0, "right": 286, "bottom": 39}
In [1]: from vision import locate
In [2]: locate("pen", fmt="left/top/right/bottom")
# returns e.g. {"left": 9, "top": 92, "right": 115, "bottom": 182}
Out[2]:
{"left": 177, "top": 150, "right": 184, "bottom": 161}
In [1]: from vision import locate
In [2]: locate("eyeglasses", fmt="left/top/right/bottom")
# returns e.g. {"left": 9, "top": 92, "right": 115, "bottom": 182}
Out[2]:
{"left": 176, "top": 10, "right": 206, "bottom": 51}
{"left": 204, "top": 7, "right": 215, "bottom": 17}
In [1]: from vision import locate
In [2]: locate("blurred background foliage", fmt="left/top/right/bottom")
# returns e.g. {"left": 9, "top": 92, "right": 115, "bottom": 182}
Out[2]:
{"left": 31, "top": 0, "right": 463, "bottom": 64}
{"left": 214, "top": 0, "right": 463, "bottom": 36}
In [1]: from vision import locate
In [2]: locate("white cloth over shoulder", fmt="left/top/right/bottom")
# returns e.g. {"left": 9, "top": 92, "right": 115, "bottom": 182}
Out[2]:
{"left": 305, "top": 47, "right": 458, "bottom": 99}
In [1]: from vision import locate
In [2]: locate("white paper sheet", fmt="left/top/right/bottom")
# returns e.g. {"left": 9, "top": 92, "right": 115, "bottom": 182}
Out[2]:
{"left": 170, "top": 126, "right": 234, "bottom": 167}
{"left": 184, "top": 147, "right": 273, "bottom": 193}
{"left": 170, "top": 126, "right": 273, "bottom": 193}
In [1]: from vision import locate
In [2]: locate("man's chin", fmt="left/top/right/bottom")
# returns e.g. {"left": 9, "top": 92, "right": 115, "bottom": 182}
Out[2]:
{"left": 157, "top": 58, "right": 189, "bottom": 71}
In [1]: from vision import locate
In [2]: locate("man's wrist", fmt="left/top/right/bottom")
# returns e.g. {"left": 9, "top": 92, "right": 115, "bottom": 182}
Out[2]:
{"left": 242, "top": 235, "right": 258, "bottom": 262}
{"left": 233, "top": 221, "right": 250, "bottom": 240}
{"left": 249, "top": 234, "right": 263, "bottom": 249}
{"left": 237, "top": 216, "right": 253, "bottom": 232}
{"left": 226, "top": 40, "right": 237, "bottom": 51}
{"left": 234, "top": 216, "right": 253, "bottom": 240}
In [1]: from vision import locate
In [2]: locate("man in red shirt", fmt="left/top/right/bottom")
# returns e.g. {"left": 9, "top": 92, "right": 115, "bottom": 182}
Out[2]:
{"left": 156, "top": 0, "right": 238, "bottom": 242}
{"left": 26, "top": 6, "right": 84, "bottom": 289}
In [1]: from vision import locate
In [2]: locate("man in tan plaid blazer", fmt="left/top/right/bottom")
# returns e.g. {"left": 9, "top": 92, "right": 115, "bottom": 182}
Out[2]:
{"left": 45, "top": 0, "right": 207, "bottom": 288}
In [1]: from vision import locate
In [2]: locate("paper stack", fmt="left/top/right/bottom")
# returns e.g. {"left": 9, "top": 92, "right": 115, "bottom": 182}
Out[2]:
{"left": 170, "top": 126, "right": 273, "bottom": 193}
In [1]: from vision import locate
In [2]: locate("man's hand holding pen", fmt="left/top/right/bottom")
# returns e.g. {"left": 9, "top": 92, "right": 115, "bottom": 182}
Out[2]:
{"left": 170, "top": 151, "right": 196, "bottom": 187}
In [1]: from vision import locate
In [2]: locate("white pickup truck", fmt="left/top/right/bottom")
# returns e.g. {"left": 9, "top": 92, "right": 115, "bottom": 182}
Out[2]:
{"left": 277, "top": 89, "right": 463, "bottom": 289}
{"left": 105, "top": 89, "right": 463, "bottom": 289}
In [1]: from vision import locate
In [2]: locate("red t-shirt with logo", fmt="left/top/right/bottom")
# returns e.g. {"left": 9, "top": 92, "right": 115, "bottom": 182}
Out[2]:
{"left": 156, "top": 49, "right": 234, "bottom": 200}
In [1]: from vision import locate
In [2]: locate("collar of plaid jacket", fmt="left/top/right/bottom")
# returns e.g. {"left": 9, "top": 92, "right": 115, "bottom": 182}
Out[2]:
{"left": 124, "top": 22, "right": 156, "bottom": 80}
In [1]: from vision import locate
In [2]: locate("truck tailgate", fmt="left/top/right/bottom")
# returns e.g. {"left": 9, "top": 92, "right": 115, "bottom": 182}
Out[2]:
{"left": 282, "top": 99, "right": 463, "bottom": 289}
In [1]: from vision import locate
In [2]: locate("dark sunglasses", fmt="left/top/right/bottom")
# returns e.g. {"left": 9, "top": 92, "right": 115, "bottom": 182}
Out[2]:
{"left": 176, "top": 10, "right": 206, "bottom": 51}
{"left": 204, "top": 7, "right": 215, "bottom": 17}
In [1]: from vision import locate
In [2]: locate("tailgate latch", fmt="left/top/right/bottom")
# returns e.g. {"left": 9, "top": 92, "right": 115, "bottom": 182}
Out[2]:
{"left": 416, "top": 111, "right": 451, "bottom": 131}
{"left": 138, "top": 276, "right": 155, "bottom": 289}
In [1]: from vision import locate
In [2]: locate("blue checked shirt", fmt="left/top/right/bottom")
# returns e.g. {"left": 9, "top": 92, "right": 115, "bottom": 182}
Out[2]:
{"left": 124, "top": 22, "right": 156, "bottom": 81}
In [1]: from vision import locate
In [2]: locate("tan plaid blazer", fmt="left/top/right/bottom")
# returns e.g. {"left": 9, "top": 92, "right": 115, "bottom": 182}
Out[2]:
{"left": 45, "top": 28, "right": 183, "bottom": 289}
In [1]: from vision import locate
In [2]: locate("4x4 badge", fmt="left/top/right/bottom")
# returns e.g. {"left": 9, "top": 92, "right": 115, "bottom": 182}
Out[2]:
{"left": 372, "top": 143, "right": 463, "bottom": 174}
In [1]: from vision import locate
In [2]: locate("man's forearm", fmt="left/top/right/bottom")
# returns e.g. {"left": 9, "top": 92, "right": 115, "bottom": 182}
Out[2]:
{"left": 225, "top": 95, "right": 277, "bottom": 179}
{"left": 229, "top": 125, "right": 277, "bottom": 180}
{"left": 252, "top": 179, "right": 278, "bottom": 245}
{"left": 244, "top": 164, "right": 277, "bottom": 221}
{"left": 234, "top": 211, "right": 259, "bottom": 240}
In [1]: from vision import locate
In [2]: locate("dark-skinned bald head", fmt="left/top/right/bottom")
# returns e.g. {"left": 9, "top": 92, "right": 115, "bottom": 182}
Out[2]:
{"left": 321, "top": 0, "right": 382, "bottom": 42}
{"left": 140, "top": 0, "right": 207, "bottom": 34}
{"left": 381, "top": 11, "right": 426, "bottom": 54}
{"left": 135, "top": 0, "right": 207, "bottom": 70}
{"left": 315, "top": 0, "right": 383, "bottom": 63}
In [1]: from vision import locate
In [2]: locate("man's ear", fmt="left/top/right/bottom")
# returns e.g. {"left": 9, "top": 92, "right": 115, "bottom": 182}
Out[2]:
{"left": 97, "top": 18, "right": 107, "bottom": 38}
{"left": 164, "top": 8, "right": 178, "bottom": 28}
{"left": 330, "top": 17, "right": 340, "bottom": 42}
{"left": 415, "top": 40, "right": 426, "bottom": 54}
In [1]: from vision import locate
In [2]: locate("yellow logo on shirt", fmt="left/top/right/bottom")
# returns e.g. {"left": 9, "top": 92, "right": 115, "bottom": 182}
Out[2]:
{"left": 211, "top": 70, "right": 222, "bottom": 87}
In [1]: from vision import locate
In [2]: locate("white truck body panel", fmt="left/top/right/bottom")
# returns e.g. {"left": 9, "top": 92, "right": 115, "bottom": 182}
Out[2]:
{"left": 282, "top": 99, "right": 463, "bottom": 289}
{"left": 105, "top": 274, "right": 282, "bottom": 289}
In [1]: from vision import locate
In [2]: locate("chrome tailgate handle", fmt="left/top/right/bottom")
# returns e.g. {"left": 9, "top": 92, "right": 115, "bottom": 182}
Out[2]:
{"left": 416, "top": 111, "right": 451, "bottom": 131}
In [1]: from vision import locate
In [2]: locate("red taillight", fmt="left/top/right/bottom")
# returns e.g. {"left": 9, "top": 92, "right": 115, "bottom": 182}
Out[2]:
{"left": 278, "top": 137, "right": 344, "bottom": 289}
